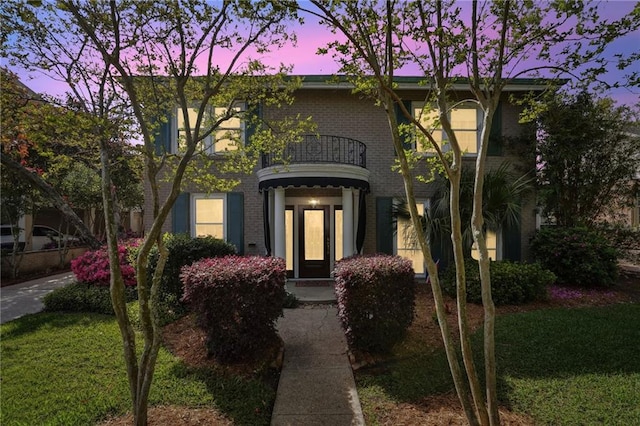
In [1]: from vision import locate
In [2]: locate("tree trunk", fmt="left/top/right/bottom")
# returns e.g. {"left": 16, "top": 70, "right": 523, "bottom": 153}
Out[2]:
{"left": 99, "top": 138, "right": 141, "bottom": 420}
{"left": 385, "top": 98, "right": 480, "bottom": 425}
{"left": 438, "top": 93, "right": 489, "bottom": 425}
{"left": 471, "top": 103, "right": 499, "bottom": 425}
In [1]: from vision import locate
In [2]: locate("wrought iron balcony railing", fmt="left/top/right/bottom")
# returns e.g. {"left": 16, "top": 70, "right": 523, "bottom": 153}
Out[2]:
{"left": 261, "top": 134, "right": 367, "bottom": 169}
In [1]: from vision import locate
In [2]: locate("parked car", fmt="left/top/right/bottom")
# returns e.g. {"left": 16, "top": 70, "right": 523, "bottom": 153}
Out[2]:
{"left": 0, "top": 225, "right": 25, "bottom": 251}
{"left": 0, "top": 225, "right": 79, "bottom": 251}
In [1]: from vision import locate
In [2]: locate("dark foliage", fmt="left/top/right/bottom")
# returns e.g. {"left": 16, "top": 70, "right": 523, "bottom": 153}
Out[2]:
{"left": 181, "top": 256, "right": 286, "bottom": 363}
{"left": 334, "top": 255, "right": 416, "bottom": 353}
{"left": 43, "top": 282, "right": 138, "bottom": 315}
{"left": 144, "top": 234, "right": 236, "bottom": 324}
{"left": 530, "top": 227, "right": 618, "bottom": 287}
{"left": 442, "top": 259, "right": 554, "bottom": 305}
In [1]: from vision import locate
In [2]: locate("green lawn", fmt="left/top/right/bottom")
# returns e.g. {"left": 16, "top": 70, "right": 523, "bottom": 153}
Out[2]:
{"left": 356, "top": 303, "right": 640, "bottom": 425}
{"left": 0, "top": 312, "right": 277, "bottom": 426}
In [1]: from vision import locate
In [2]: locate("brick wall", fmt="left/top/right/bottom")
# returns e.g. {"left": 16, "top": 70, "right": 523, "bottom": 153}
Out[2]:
{"left": 146, "top": 85, "right": 538, "bottom": 259}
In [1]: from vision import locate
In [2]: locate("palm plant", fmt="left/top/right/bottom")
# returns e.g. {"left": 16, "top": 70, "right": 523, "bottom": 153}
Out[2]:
{"left": 394, "top": 162, "right": 533, "bottom": 257}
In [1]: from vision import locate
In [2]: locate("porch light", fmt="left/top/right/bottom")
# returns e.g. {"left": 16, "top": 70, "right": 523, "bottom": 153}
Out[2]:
{"left": 309, "top": 198, "right": 319, "bottom": 207}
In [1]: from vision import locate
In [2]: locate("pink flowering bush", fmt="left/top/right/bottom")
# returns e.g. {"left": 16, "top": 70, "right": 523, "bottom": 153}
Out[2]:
{"left": 71, "top": 244, "right": 137, "bottom": 287}
{"left": 181, "top": 256, "right": 286, "bottom": 363}
{"left": 334, "top": 255, "right": 416, "bottom": 353}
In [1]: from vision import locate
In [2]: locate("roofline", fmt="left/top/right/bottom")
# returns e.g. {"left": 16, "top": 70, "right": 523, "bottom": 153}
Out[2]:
{"left": 294, "top": 75, "right": 568, "bottom": 91}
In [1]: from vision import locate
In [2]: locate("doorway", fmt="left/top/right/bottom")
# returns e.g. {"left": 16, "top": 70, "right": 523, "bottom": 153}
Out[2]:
{"left": 298, "top": 205, "right": 330, "bottom": 278}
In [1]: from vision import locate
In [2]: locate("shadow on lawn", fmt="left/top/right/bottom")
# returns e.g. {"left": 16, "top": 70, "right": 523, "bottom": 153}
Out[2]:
{"left": 0, "top": 311, "right": 114, "bottom": 340}
{"left": 356, "top": 303, "right": 640, "bottom": 405}
{"left": 167, "top": 362, "right": 278, "bottom": 426}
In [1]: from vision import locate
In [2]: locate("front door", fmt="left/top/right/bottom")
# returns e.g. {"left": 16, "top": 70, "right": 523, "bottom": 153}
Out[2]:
{"left": 298, "top": 205, "right": 330, "bottom": 278}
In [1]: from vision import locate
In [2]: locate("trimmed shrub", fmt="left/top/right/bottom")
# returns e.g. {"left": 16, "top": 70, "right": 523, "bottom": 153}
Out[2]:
{"left": 70, "top": 245, "right": 137, "bottom": 287}
{"left": 181, "top": 256, "right": 286, "bottom": 363}
{"left": 333, "top": 255, "right": 416, "bottom": 354}
{"left": 147, "top": 234, "right": 236, "bottom": 323}
{"left": 530, "top": 227, "right": 618, "bottom": 287}
{"left": 43, "top": 282, "right": 137, "bottom": 315}
{"left": 442, "top": 259, "right": 554, "bottom": 305}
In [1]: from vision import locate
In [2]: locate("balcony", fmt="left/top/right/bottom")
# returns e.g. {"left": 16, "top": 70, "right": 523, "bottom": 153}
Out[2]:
{"left": 261, "top": 134, "right": 367, "bottom": 168}
{"left": 258, "top": 135, "right": 370, "bottom": 192}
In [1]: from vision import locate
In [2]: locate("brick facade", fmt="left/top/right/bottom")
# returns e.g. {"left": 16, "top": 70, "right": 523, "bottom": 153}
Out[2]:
{"left": 146, "top": 78, "right": 540, "bottom": 275}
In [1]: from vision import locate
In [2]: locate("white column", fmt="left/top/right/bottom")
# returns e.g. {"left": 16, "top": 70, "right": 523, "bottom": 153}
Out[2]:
{"left": 353, "top": 189, "right": 360, "bottom": 252}
{"left": 273, "top": 187, "right": 286, "bottom": 259}
{"left": 268, "top": 190, "right": 275, "bottom": 255}
{"left": 342, "top": 187, "right": 354, "bottom": 257}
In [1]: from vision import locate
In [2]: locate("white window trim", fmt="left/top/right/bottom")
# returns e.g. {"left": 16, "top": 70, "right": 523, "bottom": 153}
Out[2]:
{"left": 190, "top": 193, "right": 227, "bottom": 240}
{"left": 412, "top": 101, "right": 483, "bottom": 156}
{"left": 393, "top": 198, "right": 430, "bottom": 276}
{"left": 172, "top": 103, "right": 246, "bottom": 155}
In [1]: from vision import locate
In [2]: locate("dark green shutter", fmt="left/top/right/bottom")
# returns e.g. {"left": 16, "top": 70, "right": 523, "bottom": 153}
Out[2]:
{"left": 488, "top": 101, "right": 502, "bottom": 156}
{"left": 172, "top": 192, "right": 190, "bottom": 234}
{"left": 502, "top": 210, "right": 521, "bottom": 261}
{"left": 227, "top": 192, "right": 244, "bottom": 254}
{"left": 376, "top": 197, "right": 394, "bottom": 254}
{"left": 394, "top": 100, "right": 413, "bottom": 153}
{"left": 154, "top": 115, "right": 172, "bottom": 155}
{"left": 244, "top": 103, "right": 262, "bottom": 147}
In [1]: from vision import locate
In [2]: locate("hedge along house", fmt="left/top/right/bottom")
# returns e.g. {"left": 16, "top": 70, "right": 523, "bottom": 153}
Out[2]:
{"left": 148, "top": 76, "right": 544, "bottom": 279}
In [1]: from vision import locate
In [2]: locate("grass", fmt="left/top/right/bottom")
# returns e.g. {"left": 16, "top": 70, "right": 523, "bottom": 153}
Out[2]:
{"left": 356, "top": 303, "right": 640, "bottom": 425}
{"left": 0, "top": 312, "right": 277, "bottom": 426}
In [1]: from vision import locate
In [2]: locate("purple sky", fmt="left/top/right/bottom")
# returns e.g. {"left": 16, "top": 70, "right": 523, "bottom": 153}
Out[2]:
{"left": 11, "top": 2, "right": 640, "bottom": 107}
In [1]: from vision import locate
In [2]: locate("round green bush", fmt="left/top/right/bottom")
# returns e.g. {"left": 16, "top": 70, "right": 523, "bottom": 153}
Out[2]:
{"left": 530, "top": 227, "right": 618, "bottom": 287}
{"left": 442, "top": 259, "right": 555, "bottom": 305}
{"left": 43, "top": 282, "right": 138, "bottom": 315}
{"left": 145, "top": 234, "right": 236, "bottom": 324}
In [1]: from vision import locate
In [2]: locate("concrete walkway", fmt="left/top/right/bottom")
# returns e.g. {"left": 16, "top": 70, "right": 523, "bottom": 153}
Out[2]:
{"left": 271, "top": 302, "right": 365, "bottom": 426}
{"left": 0, "top": 271, "right": 75, "bottom": 324}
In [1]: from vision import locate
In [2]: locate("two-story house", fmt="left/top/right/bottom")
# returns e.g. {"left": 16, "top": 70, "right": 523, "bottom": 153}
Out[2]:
{"left": 149, "top": 76, "right": 543, "bottom": 279}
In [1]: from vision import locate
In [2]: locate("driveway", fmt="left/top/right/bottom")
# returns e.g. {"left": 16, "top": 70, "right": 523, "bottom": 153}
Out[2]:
{"left": 0, "top": 272, "right": 75, "bottom": 324}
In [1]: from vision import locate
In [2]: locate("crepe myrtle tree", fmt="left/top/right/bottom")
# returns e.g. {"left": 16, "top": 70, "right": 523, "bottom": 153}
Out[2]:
{"left": 3, "top": 1, "right": 311, "bottom": 424}
{"left": 304, "top": 1, "right": 639, "bottom": 424}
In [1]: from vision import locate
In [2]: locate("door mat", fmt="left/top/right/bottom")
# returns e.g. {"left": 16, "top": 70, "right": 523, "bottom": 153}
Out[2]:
{"left": 293, "top": 280, "right": 334, "bottom": 287}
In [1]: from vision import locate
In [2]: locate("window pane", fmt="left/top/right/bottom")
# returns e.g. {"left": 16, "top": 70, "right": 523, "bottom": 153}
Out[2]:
{"left": 398, "top": 248, "right": 425, "bottom": 274}
{"left": 335, "top": 209, "right": 343, "bottom": 261}
{"left": 416, "top": 107, "right": 441, "bottom": 152}
{"left": 285, "top": 210, "right": 293, "bottom": 270}
{"left": 195, "top": 199, "right": 224, "bottom": 223}
{"left": 195, "top": 224, "right": 223, "bottom": 239}
{"left": 304, "top": 210, "right": 324, "bottom": 260}
{"left": 397, "top": 203, "right": 425, "bottom": 274}
{"left": 213, "top": 107, "right": 241, "bottom": 153}
{"left": 451, "top": 108, "right": 477, "bottom": 130}
{"left": 177, "top": 108, "right": 199, "bottom": 130}
{"left": 471, "top": 230, "right": 497, "bottom": 260}
{"left": 214, "top": 129, "right": 239, "bottom": 152}
{"left": 457, "top": 131, "right": 478, "bottom": 154}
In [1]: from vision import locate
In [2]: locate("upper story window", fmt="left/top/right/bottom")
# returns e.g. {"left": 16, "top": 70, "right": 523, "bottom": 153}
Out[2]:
{"left": 173, "top": 104, "right": 245, "bottom": 155}
{"left": 413, "top": 102, "right": 483, "bottom": 155}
